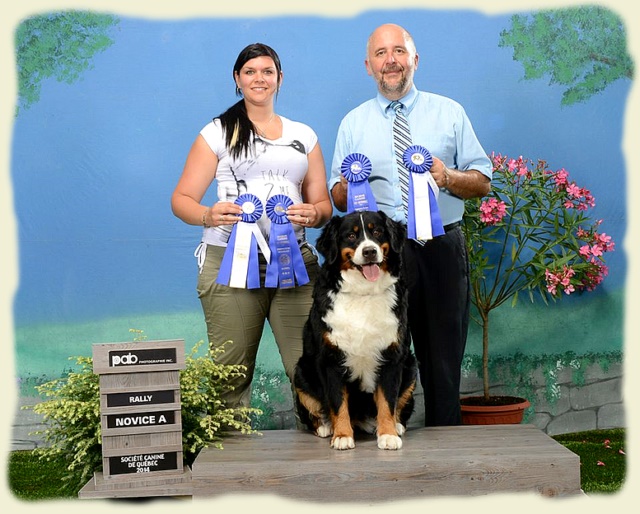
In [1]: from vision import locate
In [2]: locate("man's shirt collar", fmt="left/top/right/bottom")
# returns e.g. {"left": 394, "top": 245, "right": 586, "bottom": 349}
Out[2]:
{"left": 377, "top": 85, "right": 419, "bottom": 116}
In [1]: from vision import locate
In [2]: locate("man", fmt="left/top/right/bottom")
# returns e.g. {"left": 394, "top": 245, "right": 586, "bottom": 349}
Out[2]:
{"left": 329, "top": 23, "right": 492, "bottom": 426}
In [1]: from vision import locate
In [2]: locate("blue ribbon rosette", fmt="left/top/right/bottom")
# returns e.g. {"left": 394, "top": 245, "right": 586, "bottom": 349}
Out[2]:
{"left": 402, "top": 145, "right": 444, "bottom": 240}
{"left": 216, "top": 194, "right": 270, "bottom": 289}
{"left": 264, "top": 194, "right": 310, "bottom": 289}
{"left": 341, "top": 153, "right": 378, "bottom": 213}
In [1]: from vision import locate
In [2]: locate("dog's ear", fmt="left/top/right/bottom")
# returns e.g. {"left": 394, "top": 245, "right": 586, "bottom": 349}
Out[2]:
{"left": 316, "top": 215, "right": 342, "bottom": 265}
{"left": 381, "top": 210, "right": 407, "bottom": 254}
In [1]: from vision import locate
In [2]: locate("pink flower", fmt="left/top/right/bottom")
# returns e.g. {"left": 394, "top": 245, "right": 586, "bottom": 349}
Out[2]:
{"left": 553, "top": 168, "right": 569, "bottom": 188}
{"left": 490, "top": 152, "right": 506, "bottom": 170}
{"left": 479, "top": 198, "right": 507, "bottom": 225}
{"left": 516, "top": 162, "right": 529, "bottom": 177}
{"left": 580, "top": 262, "right": 609, "bottom": 291}
{"left": 579, "top": 245, "right": 591, "bottom": 258}
{"left": 575, "top": 190, "right": 595, "bottom": 210}
{"left": 590, "top": 244, "right": 604, "bottom": 258}
{"left": 597, "top": 461, "right": 606, "bottom": 466}
{"left": 560, "top": 268, "right": 576, "bottom": 294}
{"left": 566, "top": 183, "right": 582, "bottom": 198}
{"left": 545, "top": 266, "right": 577, "bottom": 296}
{"left": 577, "top": 229, "right": 615, "bottom": 259}
{"left": 507, "top": 156, "right": 527, "bottom": 176}
{"left": 545, "top": 269, "right": 559, "bottom": 295}
{"left": 584, "top": 191, "right": 596, "bottom": 208}
{"left": 597, "top": 233, "right": 615, "bottom": 252}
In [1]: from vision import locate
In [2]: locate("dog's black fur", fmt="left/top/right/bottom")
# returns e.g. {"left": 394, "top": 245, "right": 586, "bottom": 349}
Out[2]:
{"left": 294, "top": 210, "right": 417, "bottom": 450}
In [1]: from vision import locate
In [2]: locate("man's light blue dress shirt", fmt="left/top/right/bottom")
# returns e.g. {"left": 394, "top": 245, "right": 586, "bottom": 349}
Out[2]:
{"left": 329, "top": 85, "right": 492, "bottom": 226}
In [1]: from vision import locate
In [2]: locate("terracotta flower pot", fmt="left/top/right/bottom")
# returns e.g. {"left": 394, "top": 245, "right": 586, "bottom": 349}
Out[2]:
{"left": 459, "top": 395, "right": 531, "bottom": 425}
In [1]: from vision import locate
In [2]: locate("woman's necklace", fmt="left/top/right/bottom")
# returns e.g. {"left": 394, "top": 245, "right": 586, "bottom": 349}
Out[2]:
{"left": 252, "top": 113, "right": 275, "bottom": 137}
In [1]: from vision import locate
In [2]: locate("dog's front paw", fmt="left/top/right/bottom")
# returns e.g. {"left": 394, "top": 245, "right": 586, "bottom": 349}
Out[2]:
{"left": 331, "top": 436, "right": 355, "bottom": 450}
{"left": 377, "top": 434, "right": 403, "bottom": 450}
{"left": 315, "top": 423, "right": 333, "bottom": 438}
{"left": 395, "top": 422, "right": 406, "bottom": 436}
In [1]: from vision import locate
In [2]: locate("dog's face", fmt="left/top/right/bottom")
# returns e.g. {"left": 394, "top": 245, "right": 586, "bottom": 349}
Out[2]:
{"left": 317, "top": 211, "right": 406, "bottom": 281}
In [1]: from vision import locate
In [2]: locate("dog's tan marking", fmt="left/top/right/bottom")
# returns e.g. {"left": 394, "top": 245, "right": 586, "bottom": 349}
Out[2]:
{"left": 340, "top": 248, "right": 355, "bottom": 271}
{"left": 297, "top": 389, "right": 333, "bottom": 438}
{"left": 396, "top": 380, "right": 416, "bottom": 424}
{"left": 322, "top": 331, "right": 337, "bottom": 348}
{"left": 296, "top": 389, "right": 323, "bottom": 420}
{"left": 379, "top": 242, "right": 391, "bottom": 273}
{"left": 330, "top": 388, "right": 354, "bottom": 449}
{"left": 375, "top": 386, "right": 405, "bottom": 450}
{"left": 374, "top": 386, "right": 398, "bottom": 437}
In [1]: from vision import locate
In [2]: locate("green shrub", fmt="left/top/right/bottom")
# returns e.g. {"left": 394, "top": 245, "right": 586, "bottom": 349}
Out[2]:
{"left": 180, "top": 340, "right": 261, "bottom": 461}
{"left": 27, "top": 339, "right": 261, "bottom": 494}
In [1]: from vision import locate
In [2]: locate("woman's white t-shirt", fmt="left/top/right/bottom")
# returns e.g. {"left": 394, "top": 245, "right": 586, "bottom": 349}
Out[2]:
{"left": 199, "top": 116, "right": 318, "bottom": 248}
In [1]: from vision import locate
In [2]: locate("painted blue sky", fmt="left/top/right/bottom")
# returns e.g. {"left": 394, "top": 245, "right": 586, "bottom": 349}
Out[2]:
{"left": 9, "top": 8, "right": 631, "bottom": 326}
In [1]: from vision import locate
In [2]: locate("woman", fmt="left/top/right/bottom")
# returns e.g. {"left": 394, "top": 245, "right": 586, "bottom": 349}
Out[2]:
{"left": 171, "top": 43, "right": 332, "bottom": 410}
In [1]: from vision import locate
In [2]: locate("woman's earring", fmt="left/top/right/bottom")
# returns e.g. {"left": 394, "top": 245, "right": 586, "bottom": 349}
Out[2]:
{"left": 235, "top": 85, "right": 242, "bottom": 97}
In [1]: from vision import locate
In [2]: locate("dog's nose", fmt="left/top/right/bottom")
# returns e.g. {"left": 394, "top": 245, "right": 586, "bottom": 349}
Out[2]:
{"left": 362, "top": 246, "right": 378, "bottom": 262}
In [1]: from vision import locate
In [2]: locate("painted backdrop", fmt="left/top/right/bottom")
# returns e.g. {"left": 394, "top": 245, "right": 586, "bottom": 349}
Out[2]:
{"left": 10, "top": 7, "right": 631, "bottom": 415}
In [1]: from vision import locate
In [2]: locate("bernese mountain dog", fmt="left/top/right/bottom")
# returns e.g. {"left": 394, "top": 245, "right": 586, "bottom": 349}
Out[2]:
{"left": 294, "top": 210, "right": 417, "bottom": 450}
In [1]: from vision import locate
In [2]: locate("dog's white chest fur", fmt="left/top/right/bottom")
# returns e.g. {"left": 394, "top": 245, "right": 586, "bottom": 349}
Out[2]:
{"left": 323, "top": 270, "right": 400, "bottom": 393}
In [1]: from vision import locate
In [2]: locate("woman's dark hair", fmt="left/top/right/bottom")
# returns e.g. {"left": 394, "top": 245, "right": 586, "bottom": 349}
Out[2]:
{"left": 217, "top": 43, "right": 282, "bottom": 160}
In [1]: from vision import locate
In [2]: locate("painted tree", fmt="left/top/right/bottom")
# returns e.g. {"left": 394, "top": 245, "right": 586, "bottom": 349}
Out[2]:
{"left": 14, "top": 11, "right": 119, "bottom": 114}
{"left": 499, "top": 6, "right": 634, "bottom": 106}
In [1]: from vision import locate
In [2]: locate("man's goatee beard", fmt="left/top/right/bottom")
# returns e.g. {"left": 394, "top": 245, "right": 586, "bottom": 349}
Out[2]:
{"left": 381, "top": 76, "right": 408, "bottom": 96}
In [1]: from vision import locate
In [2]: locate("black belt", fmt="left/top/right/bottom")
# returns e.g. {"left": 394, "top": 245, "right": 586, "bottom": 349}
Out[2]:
{"left": 443, "top": 221, "right": 461, "bottom": 232}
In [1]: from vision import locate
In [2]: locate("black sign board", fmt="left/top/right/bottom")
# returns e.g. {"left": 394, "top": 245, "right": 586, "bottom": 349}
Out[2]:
{"left": 106, "top": 410, "right": 176, "bottom": 429}
{"left": 108, "top": 451, "right": 179, "bottom": 475}
{"left": 106, "top": 389, "right": 175, "bottom": 408}
{"left": 108, "top": 347, "right": 177, "bottom": 368}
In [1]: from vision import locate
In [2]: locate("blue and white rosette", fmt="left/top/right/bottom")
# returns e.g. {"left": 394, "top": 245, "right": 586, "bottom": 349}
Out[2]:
{"left": 216, "top": 194, "right": 271, "bottom": 289}
{"left": 402, "top": 145, "right": 445, "bottom": 241}
{"left": 341, "top": 153, "right": 378, "bottom": 213}
{"left": 264, "top": 195, "right": 310, "bottom": 289}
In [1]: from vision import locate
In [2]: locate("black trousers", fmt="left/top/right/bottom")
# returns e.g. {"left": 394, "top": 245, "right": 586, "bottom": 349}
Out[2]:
{"left": 402, "top": 225, "right": 470, "bottom": 426}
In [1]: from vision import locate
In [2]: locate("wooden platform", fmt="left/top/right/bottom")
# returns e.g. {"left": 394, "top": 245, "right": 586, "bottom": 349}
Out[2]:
{"left": 191, "top": 424, "right": 581, "bottom": 501}
{"left": 79, "top": 468, "right": 193, "bottom": 499}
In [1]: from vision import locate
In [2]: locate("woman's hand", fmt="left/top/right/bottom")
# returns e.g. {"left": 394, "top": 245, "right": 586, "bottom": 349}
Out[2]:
{"left": 204, "top": 201, "right": 243, "bottom": 227}
{"left": 286, "top": 203, "right": 319, "bottom": 228}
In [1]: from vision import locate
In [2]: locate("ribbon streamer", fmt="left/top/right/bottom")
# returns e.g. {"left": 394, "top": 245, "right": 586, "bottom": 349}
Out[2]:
{"left": 341, "top": 153, "right": 378, "bottom": 213}
{"left": 403, "top": 145, "right": 445, "bottom": 240}
{"left": 264, "top": 195, "right": 310, "bottom": 289}
{"left": 216, "top": 194, "right": 271, "bottom": 289}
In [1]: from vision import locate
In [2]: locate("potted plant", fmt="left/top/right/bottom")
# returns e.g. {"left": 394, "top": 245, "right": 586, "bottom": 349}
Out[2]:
{"left": 460, "top": 153, "right": 615, "bottom": 424}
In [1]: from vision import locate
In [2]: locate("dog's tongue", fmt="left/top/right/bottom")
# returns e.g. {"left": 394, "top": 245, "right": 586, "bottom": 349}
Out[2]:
{"left": 362, "top": 263, "right": 381, "bottom": 282}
